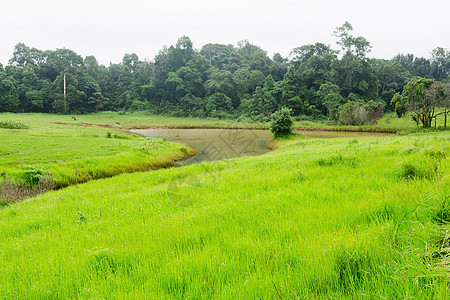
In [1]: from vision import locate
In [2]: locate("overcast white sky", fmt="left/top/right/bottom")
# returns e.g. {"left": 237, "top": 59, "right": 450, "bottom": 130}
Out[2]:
{"left": 1, "top": 0, "right": 449, "bottom": 66}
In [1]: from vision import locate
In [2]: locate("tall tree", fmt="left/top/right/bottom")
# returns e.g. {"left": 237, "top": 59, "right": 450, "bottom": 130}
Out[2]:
{"left": 333, "top": 21, "right": 372, "bottom": 58}
{"left": 392, "top": 77, "right": 447, "bottom": 127}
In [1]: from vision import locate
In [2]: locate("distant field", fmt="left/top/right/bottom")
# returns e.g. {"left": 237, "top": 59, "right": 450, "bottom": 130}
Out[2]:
{"left": 0, "top": 125, "right": 448, "bottom": 297}
{"left": 0, "top": 110, "right": 440, "bottom": 133}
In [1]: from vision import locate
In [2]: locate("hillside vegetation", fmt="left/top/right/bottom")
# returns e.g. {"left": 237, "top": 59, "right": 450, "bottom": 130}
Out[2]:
{"left": 2, "top": 23, "right": 449, "bottom": 125}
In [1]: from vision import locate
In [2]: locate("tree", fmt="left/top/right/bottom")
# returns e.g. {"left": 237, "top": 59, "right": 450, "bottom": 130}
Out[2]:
{"left": 165, "top": 72, "right": 184, "bottom": 103}
{"left": 318, "top": 82, "right": 342, "bottom": 120}
{"left": 442, "top": 83, "right": 450, "bottom": 127}
{"left": 232, "top": 67, "right": 251, "bottom": 97}
{"left": 431, "top": 47, "right": 450, "bottom": 82}
{"left": 0, "top": 66, "right": 20, "bottom": 112}
{"left": 392, "top": 77, "right": 447, "bottom": 127}
{"left": 372, "top": 59, "right": 411, "bottom": 109}
{"left": 333, "top": 22, "right": 372, "bottom": 58}
{"left": 271, "top": 53, "right": 288, "bottom": 81}
{"left": 9, "top": 43, "right": 44, "bottom": 68}
{"left": 291, "top": 43, "right": 336, "bottom": 66}
{"left": 122, "top": 53, "right": 140, "bottom": 71}
{"left": 237, "top": 40, "right": 273, "bottom": 75}
{"left": 270, "top": 107, "right": 294, "bottom": 138}
{"left": 205, "top": 92, "right": 233, "bottom": 118}
{"left": 338, "top": 102, "right": 368, "bottom": 125}
{"left": 247, "top": 70, "right": 265, "bottom": 92}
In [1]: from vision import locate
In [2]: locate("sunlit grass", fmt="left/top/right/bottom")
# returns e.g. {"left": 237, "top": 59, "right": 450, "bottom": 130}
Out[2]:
{"left": 0, "top": 129, "right": 448, "bottom": 298}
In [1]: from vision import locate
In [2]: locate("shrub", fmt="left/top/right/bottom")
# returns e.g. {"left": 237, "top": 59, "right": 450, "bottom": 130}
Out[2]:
{"left": 0, "top": 121, "right": 29, "bottom": 129}
{"left": 338, "top": 101, "right": 385, "bottom": 125}
{"left": 270, "top": 107, "right": 293, "bottom": 138}
{"left": 339, "top": 102, "right": 367, "bottom": 125}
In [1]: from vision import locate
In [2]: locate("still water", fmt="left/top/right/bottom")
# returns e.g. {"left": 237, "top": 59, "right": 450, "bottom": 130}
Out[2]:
{"left": 132, "top": 128, "right": 272, "bottom": 165}
{"left": 131, "top": 128, "right": 387, "bottom": 165}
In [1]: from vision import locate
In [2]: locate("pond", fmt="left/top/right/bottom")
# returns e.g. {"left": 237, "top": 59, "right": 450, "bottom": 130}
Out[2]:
{"left": 132, "top": 128, "right": 272, "bottom": 165}
{"left": 131, "top": 128, "right": 389, "bottom": 165}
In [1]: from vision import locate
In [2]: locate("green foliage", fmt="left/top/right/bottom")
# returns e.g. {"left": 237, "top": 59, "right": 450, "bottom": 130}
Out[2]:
{"left": 270, "top": 107, "right": 293, "bottom": 137}
{"left": 1, "top": 32, "right": 449, "bottom": 121}
{"left": 205, "top": 92, "right": 233, "bottom": 118}
{"left": 391, "top": 92, "right": 406, "bottom": 117}
{"left": 128, "top": 100, "right": 148, "bottom": 112}
{"left": 339, "top": 101, "right": 384, "bottom": 125}
{"left": 20, "top": 169, "right": 45, "bottom": 187}
{"left": 0, "top": 121, "right": 28, "bottom": 129}
{"left": 339, "top": 102, "right": 367, "bottom": 125}
{"left": 396, "top": 77, "right": 448, "bottom": 127}
{"left": 399, "top": 158, "right": 439, "bottom": 181}
{"left": 315, "top": 154, "right": 360, "bottom": 167}
{"left": 318, "top": 82, "right": 342, "bottom": 119}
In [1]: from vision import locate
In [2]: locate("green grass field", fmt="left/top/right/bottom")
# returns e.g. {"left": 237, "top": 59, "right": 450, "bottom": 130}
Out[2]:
{"left": 0, "top": 113, "right": 195, "bottom": 203}
{"left": 0, "top": 113, "right": 448, "bottom": 298}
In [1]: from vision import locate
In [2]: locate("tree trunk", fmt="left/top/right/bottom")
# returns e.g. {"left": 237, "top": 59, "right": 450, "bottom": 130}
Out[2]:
{"left": 445, "top": 108, "right": 447, "bottom": 129}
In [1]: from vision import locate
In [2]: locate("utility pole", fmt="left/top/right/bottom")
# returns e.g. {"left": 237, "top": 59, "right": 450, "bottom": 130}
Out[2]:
{"left": 63, "top": 70, "right": 67, "bottom": 113}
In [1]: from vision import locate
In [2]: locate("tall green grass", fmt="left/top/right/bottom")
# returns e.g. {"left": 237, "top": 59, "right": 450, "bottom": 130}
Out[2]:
{"left": 0, "top": 113, "right": 195, "bottom": 203}
{"left": 0, "top": 131, "right": 448, "bottom": 298}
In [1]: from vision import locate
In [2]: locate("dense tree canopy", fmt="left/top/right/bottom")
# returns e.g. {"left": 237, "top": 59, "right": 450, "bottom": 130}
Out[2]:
{"left": 1, "top": 23, "right": 449, "bottom": 123}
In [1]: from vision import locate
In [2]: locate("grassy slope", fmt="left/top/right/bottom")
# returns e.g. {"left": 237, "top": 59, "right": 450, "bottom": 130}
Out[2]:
{"left": 0, "top": 131, "right": 448, "bottom": 298}
{"left": 0, "top": 113, "right": 195, "bottom": 198}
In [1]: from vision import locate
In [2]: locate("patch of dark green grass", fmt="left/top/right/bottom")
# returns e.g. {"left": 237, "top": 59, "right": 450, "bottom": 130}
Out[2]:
{"left": 334, "top": 249, "right": 375, "bottom": 290}
{"left": 432, "top": 197, "right": 450, "bottom": 225}
{"left": 399, "top": 160, "right": 438, "bottom": 181}
{"left": 88, "top": 252, "right": 135, "bottom": 278}
{"left": 398, "top": 126, "right": 449, "bottom": 136}
{"left": 315, "top": 154, "right": 360, "bottom": 168}
{"left": 0, "top": 121, "right": 29, "bottom": 129}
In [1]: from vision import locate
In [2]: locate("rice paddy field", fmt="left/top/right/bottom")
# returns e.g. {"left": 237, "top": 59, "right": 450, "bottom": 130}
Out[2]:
{"left": 0, "top": 113, "right": 449, "bottom": 298}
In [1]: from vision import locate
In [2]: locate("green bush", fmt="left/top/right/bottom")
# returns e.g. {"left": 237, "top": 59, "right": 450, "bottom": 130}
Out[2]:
{"left": 21, "top": 169, "right": 44, "bottom": 187}
{"left": 270, "top": 107, "right": 293, "bottom": 138}
{"left": 0, "top": 121, "right": 29, "bottom": 129}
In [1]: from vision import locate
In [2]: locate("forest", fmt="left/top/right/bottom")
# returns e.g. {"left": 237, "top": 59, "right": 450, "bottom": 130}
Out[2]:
{"left": 1, "top": 22, "right": 449, "bottom": 123}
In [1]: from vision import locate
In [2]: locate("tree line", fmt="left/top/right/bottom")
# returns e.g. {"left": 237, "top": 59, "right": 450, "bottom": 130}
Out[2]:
{"left": 1, "top": 22, "right": 449, "bottom": 123}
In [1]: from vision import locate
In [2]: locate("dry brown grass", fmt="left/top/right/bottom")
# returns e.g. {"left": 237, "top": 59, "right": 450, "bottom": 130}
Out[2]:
{"left": 0, "top": 178, "right": 56, "bottom": 205}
